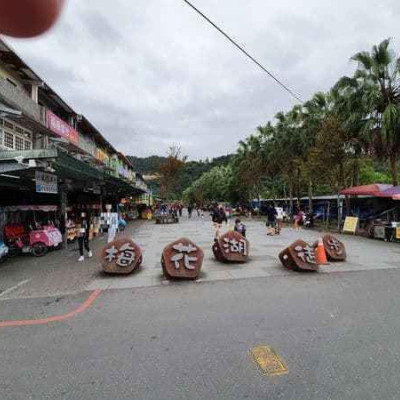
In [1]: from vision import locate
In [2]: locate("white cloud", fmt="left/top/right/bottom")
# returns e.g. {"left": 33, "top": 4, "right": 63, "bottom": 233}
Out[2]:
{"left": 7, "top": 0, "right": 400, "bottom": 159}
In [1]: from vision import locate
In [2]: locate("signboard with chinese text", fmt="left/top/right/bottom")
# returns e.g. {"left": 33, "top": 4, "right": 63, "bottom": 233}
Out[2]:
{"left": 213, "top": 231, "right": 249, "bottom": 263}
{"left": 161, "top": 237, "right": 204, "bottom": 279}
{"left": 35, "top": 170, "right": 58, "bottom": 194}
{"left": 102, "top": 238, "right": 143, "bottom": 274}
{"left": 343, "top": 217, "right": 358, "bottom": 234}
{"left": 279, "top": 239, "right": 319, "bottom": 272}
{"left": 46, "top": 110, "right": 79, "bottom": 145}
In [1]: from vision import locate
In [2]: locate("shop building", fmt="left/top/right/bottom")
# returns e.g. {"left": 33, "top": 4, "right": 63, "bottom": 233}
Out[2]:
{"left": 0, "top": 39, "right": 148, "bottom": 251}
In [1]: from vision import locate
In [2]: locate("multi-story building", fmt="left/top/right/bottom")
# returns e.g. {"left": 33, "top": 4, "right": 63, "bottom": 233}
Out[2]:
{"left": 0, "top": 39, "right": 147, "bottom": 241}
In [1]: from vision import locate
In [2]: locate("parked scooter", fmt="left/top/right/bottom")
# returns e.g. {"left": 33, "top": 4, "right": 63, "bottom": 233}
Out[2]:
{"left": 304, "top": 213, "right": 315, "bottom": 229}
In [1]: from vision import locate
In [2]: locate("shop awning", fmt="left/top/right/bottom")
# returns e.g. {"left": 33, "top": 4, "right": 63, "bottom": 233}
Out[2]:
{"left": 3, "top": 205, "right": 58, "bottom": 212}
{"left": 375, "top": 186, "right": 400, "bottom": 198}
{"left": 340, "top": 184, "right": 393, "bottom": 196}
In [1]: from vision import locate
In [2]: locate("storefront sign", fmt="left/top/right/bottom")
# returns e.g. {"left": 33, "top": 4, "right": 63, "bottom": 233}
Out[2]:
{"left": 96, "top": 148, "right": 109, "bottom": 164}
{"left": 46, "top": 110, "right": 79, "bottom": 145}
{"left": 35, "top": 171, "right": 58, "bottom": 194}
{"left": 343, "top": 216, "right": 358, "bottom": 234}
{"left": 118, "top": 166, "right": 130, "bottom": 179}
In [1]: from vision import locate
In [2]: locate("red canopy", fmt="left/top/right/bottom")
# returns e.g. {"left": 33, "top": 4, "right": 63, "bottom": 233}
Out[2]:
{"left": 375, "top": 186, "right": 400, "bottom": 198}
{"left": 340, "top": 184, "right": 393, "bottom": 196}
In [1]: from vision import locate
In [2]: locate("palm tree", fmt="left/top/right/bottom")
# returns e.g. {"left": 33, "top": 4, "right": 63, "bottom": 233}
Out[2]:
{"left": 340, "top": 39, "right": 400, "bottom": 185}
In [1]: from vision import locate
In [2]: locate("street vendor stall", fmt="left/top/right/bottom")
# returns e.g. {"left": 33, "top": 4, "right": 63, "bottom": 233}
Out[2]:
{"left": 340, "top": 184, "right": 400, "bottom": 241}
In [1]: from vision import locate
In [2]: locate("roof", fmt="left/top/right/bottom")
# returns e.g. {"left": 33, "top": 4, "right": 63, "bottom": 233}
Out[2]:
{"left": 376, "top": 186, "right": 400, "bottom": 198}
{"left": 117, "top": 152, "right": 133, "bottom": 168}
{"left": 0, "top": 40, "right": 42, "bottom": 83}
{"left": 78, "top": 116, "right": 117, "bottom": 154}
{"left": 340, "top": 184, "right": 393, "bottom": 196}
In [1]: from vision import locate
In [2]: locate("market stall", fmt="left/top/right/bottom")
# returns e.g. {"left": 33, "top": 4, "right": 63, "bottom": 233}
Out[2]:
{"left": 340, "top": 184, "right": 400, "bottom": 241}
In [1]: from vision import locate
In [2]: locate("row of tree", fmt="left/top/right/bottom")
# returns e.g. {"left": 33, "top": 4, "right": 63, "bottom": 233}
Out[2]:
{"left": 184, "top": 39, "right": 400, "bottom": 208}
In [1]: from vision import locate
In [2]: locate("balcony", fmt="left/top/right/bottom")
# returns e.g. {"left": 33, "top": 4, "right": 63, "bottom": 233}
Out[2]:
{"left": 0, "top": 77, "right": 43, "bottom": 124}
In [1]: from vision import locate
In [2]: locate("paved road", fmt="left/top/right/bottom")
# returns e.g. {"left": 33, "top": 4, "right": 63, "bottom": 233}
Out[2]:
{"left": 2, "top": 269, "right": 400, "bottom": 399}
{"left": 1, "top": 215, "right": 400, "bottom": 399}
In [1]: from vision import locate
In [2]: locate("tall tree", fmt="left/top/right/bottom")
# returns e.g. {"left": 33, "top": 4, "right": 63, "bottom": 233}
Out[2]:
{"left": 159, "top": 144, "right": 187, "bottom": 200}
{"left": 339, "top": 39, "right": 400, "bottom": 185}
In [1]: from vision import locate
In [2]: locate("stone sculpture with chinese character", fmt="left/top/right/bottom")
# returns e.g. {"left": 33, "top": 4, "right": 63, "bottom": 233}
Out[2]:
{"left": 102, "top": 238, "right": 143, "bottom": 274}
{"left": 213, "top": 231, "right": 249, "bottom": 263}
{"left": 322, "top": 234, "right": 346, "bottom": 262}
{"left": 161, "top": 238, "right": 204, "bottom": 279}
{"left": 279, "top": 239, "right": 319, "bottom": 272}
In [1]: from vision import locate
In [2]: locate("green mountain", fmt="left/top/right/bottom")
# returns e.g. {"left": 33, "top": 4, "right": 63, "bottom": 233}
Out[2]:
{"left": 127, "top": 154, "right": 234, "bottom": 198}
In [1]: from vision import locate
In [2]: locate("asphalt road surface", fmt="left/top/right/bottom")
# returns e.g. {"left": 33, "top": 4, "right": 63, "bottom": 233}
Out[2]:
{"left": 2, "top": 267, "right": 400, "bottom": 399}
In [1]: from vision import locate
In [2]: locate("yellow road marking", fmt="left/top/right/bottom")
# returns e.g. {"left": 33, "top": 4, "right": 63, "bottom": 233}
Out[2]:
{"left": 251, "top": 345, "right": 289, "bottom": 376}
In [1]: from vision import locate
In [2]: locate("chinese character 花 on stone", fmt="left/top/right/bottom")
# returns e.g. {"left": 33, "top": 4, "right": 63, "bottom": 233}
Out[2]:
{"left": 102, "top": 238, "right": 143, "bottom": 274}
{"left": 162, "top": 238, "right": 204, "bottom": 279}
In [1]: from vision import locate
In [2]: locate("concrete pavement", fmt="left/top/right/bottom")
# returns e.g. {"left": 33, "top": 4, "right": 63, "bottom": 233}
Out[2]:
{"left": 1, "top": 213, "right": 400, "bottom": 299}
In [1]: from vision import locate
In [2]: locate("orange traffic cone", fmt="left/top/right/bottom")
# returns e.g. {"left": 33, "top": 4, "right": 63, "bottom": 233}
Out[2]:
{"left": 315, "top": 238, "right": 328, "bottom": 265}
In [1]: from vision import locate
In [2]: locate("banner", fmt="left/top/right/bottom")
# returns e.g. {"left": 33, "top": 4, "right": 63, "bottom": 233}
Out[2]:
{"left": 46, "top": 110, "right": 79, "bottom": 145}
{"left": 36, "top": 171, "right": 58, "bottom": 194}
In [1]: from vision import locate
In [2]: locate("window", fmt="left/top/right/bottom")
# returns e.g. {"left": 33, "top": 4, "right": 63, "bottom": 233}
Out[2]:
{"left": 4, "top": 132, "right": 14, "bottom": 149}
{"left": 15, "top": 136, "right": 24, "bottom": 151}
{"left": 4, "top": 120, "right": 13, "bottom": 130}
{"left": 0, "top": 118, "right": 32, "bottom": 150}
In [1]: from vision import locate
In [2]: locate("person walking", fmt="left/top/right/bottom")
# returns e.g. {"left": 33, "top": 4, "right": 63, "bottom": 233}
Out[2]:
{"left": 188, "top": 204, "right": 193, "bottom": 218}
{"left": 78, "top": 211, "right": 92, "bottom": 262}
{"left": 276, "top": 206, "right": 284, "bottom": 234}
{"left": 211, "top": 204, "right": 225, "bottom": 237}
{"left": 266, "top": 204, "right": 277, "bottom": 236}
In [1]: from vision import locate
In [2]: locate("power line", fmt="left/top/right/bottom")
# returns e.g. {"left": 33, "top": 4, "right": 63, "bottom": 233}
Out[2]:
{"left": 182, "top": 0, "right": 303, "bottom": 103}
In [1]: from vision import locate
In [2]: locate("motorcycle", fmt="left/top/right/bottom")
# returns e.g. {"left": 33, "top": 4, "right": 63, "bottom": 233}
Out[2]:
{"left": 304, "top": 213, "right": 315, "bottom": 229}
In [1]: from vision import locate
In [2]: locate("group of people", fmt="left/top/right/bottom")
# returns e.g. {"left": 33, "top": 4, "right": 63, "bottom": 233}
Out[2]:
{"left": 211, "top": 203, "right": 246, "bottom": 238}
{"left": 264, "top": 203, "right": 307, "bottom": 234}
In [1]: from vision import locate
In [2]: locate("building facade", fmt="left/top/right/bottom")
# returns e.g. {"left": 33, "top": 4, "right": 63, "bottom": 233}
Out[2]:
{"left": 0, "top": 39, "right": 147, "bottom": 246}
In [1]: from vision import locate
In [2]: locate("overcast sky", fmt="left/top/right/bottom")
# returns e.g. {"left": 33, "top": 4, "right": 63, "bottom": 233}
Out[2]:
{"left": 7, "top": 0, "right": 400, "bottom": 160}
